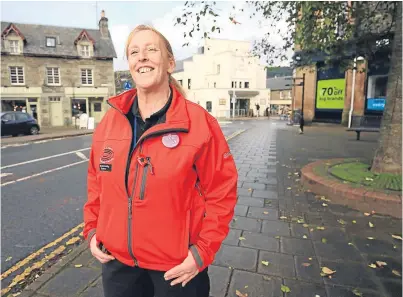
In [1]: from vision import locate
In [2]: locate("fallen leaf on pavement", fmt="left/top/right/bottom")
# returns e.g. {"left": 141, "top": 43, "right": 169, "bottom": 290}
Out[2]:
{"left": 281, "top": 285, "right": 291, "bottom": 293}
{"left": 352, "top": 220, "right": 357, "bottom": 224}
{"left": 367, "top": 237, "right": 375, "bottom": 240}
{"left": 263, "top": 211, "right": 269, "bottom": 214}
{"left": 352, "top": 288, "right": 363, "bottom": 296}
{"left": 244, "top": 285, "right": 248, "bottom": 289}
{"left": 392, "top": 270, "right": 401, "bottom": 277}
{"left": 74, "top": 264, "right": 83, "bottom": 268}
{"left": 376, "top": 261, "right": 387, "bottom": 267}
{"left": 321, "top": 238, "right": 327, "bottom": 244}
{"left": 297, "top": 219, "right": 305, "bottom": 224}
{"left": 236, "top": 290, "right": 247, "bottom": 297}
{"left": 301, "top": 263, "right": 311, "bottom": 267}
{"left": 365, "top": 177, "right": 374, "bottom": 181}
{"left": 392, "top": 234, "right": 403, "bottom": 240}
{"left": 279, "top": 216, "right": 288, "bottom": 220}
{"left": 261, "top": 261, "right": 270, "bottom": 266}
{"left": 369, "top": 222, "right": 374, "bottom": 228}
{"left": 308, "top": 257, "right": 313, "bottom": 260}
{"left": 287, "top": 187, "right": 292, "bottom": 190}
{"left": 322, "top": 203, "right": 328, "bottom": 207}
{"left": 368, "top": 264, "right": 377, "bottom": 268}
{"left": 316, "top": 226, "right": 325, "bottom": 230}
{"left": 321, "top": 267, "right": 336, "bottom": 276}
{"left": 364, "top": 212, "right": 371, "bottom": 216}
{"left": 303, "top": 235, "right": 308, "bottom": 239}
{"left": 263, "top": 276, "right": 271, "bottom": 281}
{"left": 348, "top": 242, "right": 354, "bottom": 246}
{"left": 248, "top": 188, "right": 252, "bottom": 192}
{"left": 12, "top": 293, "right": 21, "bottom": 297}
{"left": 337, "top": 219, "right": 347, "bottom": 225}
{"left": 275, "top": 236, "right": 280, "bottom": 239}
{"left": 239, "top": 237, "right": 246, "bottom": 241}
{"left": 6, "top": 256, "right": 12, "bottom": 262}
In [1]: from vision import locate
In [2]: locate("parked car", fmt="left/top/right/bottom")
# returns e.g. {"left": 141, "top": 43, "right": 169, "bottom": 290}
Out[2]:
{"left": 1, "top": 111, "right": 40, "bottom": 137}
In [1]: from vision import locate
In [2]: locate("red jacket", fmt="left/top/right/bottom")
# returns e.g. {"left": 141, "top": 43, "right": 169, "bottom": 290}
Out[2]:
{"left": 83, "top": 86, "right": 238, "bottom": 272}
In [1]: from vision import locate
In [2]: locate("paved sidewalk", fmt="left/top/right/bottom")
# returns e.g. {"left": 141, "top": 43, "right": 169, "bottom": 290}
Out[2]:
{"left": 18, "top": 120, "right": 401, "bottom": 297}
{"left": 1, "top": 127, "right": 93, "bottom": 146}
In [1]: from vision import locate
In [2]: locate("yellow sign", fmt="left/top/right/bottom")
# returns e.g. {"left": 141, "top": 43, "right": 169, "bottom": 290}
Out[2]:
{"left": 316, "top": 79, "right": 345, "bottom": 109}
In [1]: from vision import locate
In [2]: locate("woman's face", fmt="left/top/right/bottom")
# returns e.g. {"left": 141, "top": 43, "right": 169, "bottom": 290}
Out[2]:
{"left": 127, "top": 30, "right": 175, "bottom": 90}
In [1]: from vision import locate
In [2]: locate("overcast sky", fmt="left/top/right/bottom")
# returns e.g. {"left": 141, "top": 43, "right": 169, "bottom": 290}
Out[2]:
{"left": 1, "top": 0, "right": 292, "bottom": 70}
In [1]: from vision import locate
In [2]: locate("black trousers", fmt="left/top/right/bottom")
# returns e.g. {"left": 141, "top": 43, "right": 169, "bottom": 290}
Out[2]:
{"left": 102, "top": 260, "right": 210, "bottom": 297}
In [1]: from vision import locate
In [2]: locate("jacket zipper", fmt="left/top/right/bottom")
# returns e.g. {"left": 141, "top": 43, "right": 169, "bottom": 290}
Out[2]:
{"left": 138, "top": 157, "right": 154, "bottom": 200}
{"left": 108, "top": 100, "right": 190, "bottom": 267}
{"left": 107, "top": 101, "right": 139, "bottom": 266}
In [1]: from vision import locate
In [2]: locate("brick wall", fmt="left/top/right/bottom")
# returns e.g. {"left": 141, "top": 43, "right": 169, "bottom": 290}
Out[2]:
{"left": 292, "top": 65, "right": 317, "bottom": 122}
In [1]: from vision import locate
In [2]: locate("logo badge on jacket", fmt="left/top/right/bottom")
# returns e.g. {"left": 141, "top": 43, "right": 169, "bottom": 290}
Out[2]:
{"left": 100, "top": 147, "right": 114, "bottom": 172}
{"left": 100, "top": 147, "right": 114, "bottom": 163}
{"left": 162, "top": 134, "right": 180, "bottom": 148}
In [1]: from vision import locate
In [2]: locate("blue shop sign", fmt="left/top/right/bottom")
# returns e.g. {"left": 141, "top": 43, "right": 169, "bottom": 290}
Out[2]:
{"left": 367, "top": 98, "right": 385, "bottom": 111}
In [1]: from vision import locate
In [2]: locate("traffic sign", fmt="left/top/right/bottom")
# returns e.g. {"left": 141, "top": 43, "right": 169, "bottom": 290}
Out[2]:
{"left": 123, "top": 81, "right": 132, "bottom": 90}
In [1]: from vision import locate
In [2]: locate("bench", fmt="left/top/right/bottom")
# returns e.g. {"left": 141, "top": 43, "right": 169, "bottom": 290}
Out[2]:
{"left": 347, "top": 115, "right": 381, "bottom": 140}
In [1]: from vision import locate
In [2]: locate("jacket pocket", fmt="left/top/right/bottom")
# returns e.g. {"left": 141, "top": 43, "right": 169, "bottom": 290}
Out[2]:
{"left": 138, "top": 157, "right": 154, "bottom": 201}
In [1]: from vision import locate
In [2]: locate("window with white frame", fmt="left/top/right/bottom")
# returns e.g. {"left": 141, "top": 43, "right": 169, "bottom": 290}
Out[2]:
{"left": 81, "top": 45, "right": 90, "bottom": 57}
{"left": 47, "top": 67, "right": 60, "bottom": 85}
{"left": 9, "top": 40, "right": 19, "bottom": 54}
{"left": 9, "top": 66, "right": 24, "bottom": 84}
{"left": 219, "top": 98, "right": 226, "bottom": 105}
{"left": 81, "top": 69, "right": 93, "bottom": 85}
{"left": 46, "top": 37, "right": 56, "bottom": 47}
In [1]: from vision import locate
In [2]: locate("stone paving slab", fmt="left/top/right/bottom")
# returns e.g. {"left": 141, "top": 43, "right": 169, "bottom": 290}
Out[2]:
{"left": 19, "top": 120, "right": 402, "bottom": 297}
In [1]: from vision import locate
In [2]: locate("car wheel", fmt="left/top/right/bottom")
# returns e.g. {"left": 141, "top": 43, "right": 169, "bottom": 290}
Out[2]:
{"left": 30, "top": 126, "right": 39, "bottom": 135}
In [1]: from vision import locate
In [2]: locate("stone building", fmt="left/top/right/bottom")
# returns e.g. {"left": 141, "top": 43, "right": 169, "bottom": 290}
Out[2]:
{"left": 0, "top": 10, "right": 116, "bottom": 127}
{"left": 266, "top": 76, "right": 292, "bottom": 115}
{"left": 172, "top": 38, "right": 270, "bottom": 118}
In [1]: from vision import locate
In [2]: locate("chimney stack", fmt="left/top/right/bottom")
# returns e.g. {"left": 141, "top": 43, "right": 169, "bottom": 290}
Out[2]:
{"left": 99, "top": 10, "right": 109, "bottom": 38}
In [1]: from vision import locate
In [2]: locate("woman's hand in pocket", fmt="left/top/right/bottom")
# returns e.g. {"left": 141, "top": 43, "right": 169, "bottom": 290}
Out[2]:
{"left": 90, "top": 235, "right": 115, "bottom": 264}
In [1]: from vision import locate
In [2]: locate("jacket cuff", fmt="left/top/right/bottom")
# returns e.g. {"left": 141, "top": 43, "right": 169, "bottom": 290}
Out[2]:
{"left": 190, "top": 245, "right": 205, "bottom": 271}
{"left": 87, "top": 229, "right": 96, "bottom": 247}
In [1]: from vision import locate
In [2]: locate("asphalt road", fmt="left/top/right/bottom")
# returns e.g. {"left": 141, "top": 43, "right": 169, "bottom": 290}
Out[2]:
{"left": 0, "top": 120, "right": 250, "bottom": 281}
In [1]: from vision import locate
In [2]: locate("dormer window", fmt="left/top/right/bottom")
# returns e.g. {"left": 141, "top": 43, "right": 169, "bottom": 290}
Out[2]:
{"left": 2, "top": 23, "right": 26, "bottom": 55}
{"left": 74, "top": 30, "right": 95, "bottom": 58}
{"left": 81, "top": 45, "right": 90, "bottom": 57}
{"left": 46, "top": 37, "right": 56, "bottom": 47}
{"left": 9, "top": 40, "right": 19, "bottom": 54}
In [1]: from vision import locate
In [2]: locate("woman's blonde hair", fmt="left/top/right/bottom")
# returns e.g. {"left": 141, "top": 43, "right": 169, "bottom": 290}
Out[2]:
{"left": 125, "top": 25, "right": 187, "bottom": 98}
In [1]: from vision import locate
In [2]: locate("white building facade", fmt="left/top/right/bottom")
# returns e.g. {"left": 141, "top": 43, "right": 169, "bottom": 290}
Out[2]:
{"left": 172, "top": 39, "right": 270, "bottom": 118}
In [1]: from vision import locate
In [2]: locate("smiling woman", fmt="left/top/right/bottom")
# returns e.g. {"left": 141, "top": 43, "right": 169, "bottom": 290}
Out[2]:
{"left": 83, "top": 24, "right": 238, "bottom": 297}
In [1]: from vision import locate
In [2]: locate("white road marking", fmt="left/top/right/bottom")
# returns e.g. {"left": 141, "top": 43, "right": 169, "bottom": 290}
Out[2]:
{"left": 75, "top": 151, "right": 88, "bottom": 160}
{"left": 1, "top": 160, "right": 88, "bottom": 187}
{"left": 1, "top": 148, "right": 90, "bottom": 170}
{"left": 0, "top": 173, "right": 13, "bottom": 178}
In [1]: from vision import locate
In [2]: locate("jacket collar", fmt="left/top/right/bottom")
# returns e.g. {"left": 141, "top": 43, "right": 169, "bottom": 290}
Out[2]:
{"left": 107, "top": 85, "right": 190, "bottom": 133}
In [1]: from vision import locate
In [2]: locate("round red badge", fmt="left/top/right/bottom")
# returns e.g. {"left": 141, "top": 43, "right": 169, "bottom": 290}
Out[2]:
{"left": 162, "top": 134, "right": 180, "bottom": 148}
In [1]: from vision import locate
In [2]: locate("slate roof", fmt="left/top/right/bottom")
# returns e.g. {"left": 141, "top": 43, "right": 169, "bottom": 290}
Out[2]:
{"left": 266, "top": 76, "right": 293, "bottom": 91}
{"left": 1, "top": 21, "right": 116, "bottom": 59}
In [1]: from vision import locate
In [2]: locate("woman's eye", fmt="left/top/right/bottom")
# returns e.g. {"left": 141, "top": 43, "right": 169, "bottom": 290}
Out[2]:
{"left": 148, "top": 47, "right": 157, "bottom": 52}
{"left": 130, "top": 50, "right": 138, "bottom": 55}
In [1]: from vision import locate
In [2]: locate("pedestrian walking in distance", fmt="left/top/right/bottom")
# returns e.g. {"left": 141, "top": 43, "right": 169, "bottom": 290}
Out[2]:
{"left": 299, "top": 112, "right": 304, "bottom": 134}
{"left": 83, "top": 25, "right": 238, "bottom": 297}
{"left": 255, "top": 103, "right": 260, "bottom": 117}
